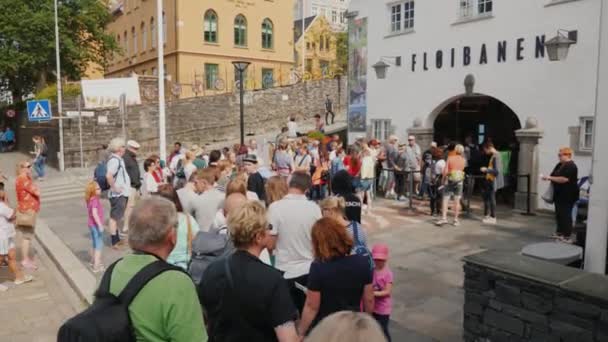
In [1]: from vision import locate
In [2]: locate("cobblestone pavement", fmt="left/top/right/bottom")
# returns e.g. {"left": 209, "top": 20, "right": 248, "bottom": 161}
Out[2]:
{"left": 0, "top": 152, "right": 557, "bottom": 341}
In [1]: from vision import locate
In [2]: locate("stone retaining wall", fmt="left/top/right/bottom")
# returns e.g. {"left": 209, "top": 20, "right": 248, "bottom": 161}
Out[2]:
{"left": 17, "top": 77, "right": 345, "bottom": 169}
{"left": 463, "top": 250, "right": 608, "bottom": 342}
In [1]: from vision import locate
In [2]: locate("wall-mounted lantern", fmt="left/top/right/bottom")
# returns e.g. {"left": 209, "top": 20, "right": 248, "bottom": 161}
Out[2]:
{"left": 545, "top": 30, "right": 578, "bottom": 61}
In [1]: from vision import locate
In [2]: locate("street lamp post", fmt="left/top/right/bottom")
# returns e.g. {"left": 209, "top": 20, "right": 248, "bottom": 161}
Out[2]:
{"left": 232, "top": 61, "right": 251, "bottom": 146}
{"left": 157, "top": 0, "right": 167, "bottom": 162}
{"left": 54, "top": 0, "right": 65, "bottom": 171}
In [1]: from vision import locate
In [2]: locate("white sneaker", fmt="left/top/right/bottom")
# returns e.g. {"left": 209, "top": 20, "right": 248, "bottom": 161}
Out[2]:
{"left": 487, "top": 217, "right": 497, "bottom": 225}
{"left": 453, "top": 220, "right": 461, "bottom": 227}
{"left": 436, "top": 219, "right": 448, "bottom": 226}
{"left": 14, "top": 275, "right": 34, "bottom": 286}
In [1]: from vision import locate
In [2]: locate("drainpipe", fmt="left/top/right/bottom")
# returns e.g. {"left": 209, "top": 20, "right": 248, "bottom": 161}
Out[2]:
{"left": 584, "top": 0, "right": 607, "bottom": 274}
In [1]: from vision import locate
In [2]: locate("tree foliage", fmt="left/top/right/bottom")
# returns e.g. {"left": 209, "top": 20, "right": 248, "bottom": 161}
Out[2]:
{"left": 335, "top": 32, "right": 348, "bottom": 75}
{"left": 0, "top": 0, "right": 118, "bottom": 100}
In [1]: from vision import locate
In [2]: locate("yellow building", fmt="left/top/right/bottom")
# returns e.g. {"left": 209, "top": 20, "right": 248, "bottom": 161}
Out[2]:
{"left": 294, "top": 15, "right": 339, "bottom": 80}
{"left": 106, "top": 0, "right": 294, "bottom": 97}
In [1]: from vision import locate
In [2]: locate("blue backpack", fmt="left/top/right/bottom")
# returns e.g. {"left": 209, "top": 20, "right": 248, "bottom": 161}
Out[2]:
{"left": 350, "top": 221, "right": 374, "bottom": 270}
{"left": 94, "top": 157, "right": 121, "bottom": 191}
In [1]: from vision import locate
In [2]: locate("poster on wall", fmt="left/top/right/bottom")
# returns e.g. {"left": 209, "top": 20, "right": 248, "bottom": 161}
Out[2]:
{"left": 347, "top": 17, "right": 368, "bottom": 133}
{"left": 81, "top": 77, "right": 141, "bottom": 109}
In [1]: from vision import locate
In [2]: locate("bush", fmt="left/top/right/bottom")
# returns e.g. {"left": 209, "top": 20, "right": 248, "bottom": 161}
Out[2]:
{"left": 307, "top": 131, "right": 325, "bottom": 141}
{"left": 35, "top": 83, "right": 81, "bottom": 103}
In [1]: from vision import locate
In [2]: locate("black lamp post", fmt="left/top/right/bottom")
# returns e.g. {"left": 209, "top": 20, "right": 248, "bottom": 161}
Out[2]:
{"left": 232, "top": 61, "right": 251, "bottom": 146}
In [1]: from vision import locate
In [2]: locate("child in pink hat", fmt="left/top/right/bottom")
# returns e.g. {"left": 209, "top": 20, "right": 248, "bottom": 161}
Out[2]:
{"left": 371, "top": 243, "right": 393, "bottom": 341}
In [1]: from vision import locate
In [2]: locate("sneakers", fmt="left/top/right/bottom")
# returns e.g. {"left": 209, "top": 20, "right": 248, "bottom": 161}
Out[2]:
{"left": 14, "top": 274, "right": 34, "bottom": 285}
{"left": 436, "top": 219, "right": 448, "bottom": 226}
{"left": 482, "top": 217, "right": 497, "bottom": 225}
{"left": 453, "top": 220, "right": 461, "bottom": 227}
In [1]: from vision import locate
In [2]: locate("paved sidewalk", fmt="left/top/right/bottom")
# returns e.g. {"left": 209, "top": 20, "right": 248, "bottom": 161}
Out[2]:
{"left": 0, "top": 239, "right": 84, "bottom": 341}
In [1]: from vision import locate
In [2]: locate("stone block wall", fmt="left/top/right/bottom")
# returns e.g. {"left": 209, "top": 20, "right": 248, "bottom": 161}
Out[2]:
{"left": 37, "top": 77, "right": 344, "bottom": 168}
{"left": 463, "top": 251, "right": 608, "bottom": 342}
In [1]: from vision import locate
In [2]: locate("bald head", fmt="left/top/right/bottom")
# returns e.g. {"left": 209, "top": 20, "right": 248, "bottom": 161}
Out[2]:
{"left": 223, "top": 193, "right": 248, "bottom": 216}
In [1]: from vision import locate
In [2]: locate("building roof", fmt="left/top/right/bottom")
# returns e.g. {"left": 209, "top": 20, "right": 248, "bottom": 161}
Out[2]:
{"left": 294, "top": 15, "right": 317, "bottom": 43}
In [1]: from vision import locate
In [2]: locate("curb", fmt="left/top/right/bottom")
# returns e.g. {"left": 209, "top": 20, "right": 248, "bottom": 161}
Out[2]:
{"left": 35, "top": 219, "right": 96, "bottom": 305}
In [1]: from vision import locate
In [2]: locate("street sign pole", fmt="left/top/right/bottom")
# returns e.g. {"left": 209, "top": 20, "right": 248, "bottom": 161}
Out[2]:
{"left": 78, "top": 96, "right": 84, "bottom": 168}
{"left": 157, "top": 0, "right": 167, "bottom": 162}
{"left": 119, "top": 93, "right": 127, "bottom": 140}
{"left": 54, "top": 0, "right": 65, "bottom": 171}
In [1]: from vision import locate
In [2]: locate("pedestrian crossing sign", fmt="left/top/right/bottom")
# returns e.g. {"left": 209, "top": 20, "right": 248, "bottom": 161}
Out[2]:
{"left": 27, "top": 100, "right": 52, "bottom": 122}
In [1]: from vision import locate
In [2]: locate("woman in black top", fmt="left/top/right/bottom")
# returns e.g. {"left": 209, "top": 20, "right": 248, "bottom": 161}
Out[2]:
{"left": 298, "top": 217, "right": 374, "bottom": 337}
{"left": 542, "top": 147, "right": 578, "bottom": 243}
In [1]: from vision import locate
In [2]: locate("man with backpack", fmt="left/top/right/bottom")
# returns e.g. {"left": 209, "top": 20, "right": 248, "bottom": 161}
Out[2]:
{"left": 106, "top": 138, "right": 131, "bottom": 249}
{"left": 58, "top": 197, "right": 207, "bottom": 342}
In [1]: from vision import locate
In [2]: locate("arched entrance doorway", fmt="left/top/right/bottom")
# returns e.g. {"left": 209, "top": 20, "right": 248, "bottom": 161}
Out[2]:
{"left": 432, "top": 94, "right": 522, "bottom": 204}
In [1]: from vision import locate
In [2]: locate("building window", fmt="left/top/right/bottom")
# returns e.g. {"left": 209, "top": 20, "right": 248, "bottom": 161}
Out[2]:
{"left": 262, "top": 18, "right": 273, "bottom": 49}
{"left": 204, "top": 10, "right": 218, "bottom": 43}
{"left": 312, "top": 6, "right": 318, "bottom": 15}
{"left": 132, "top": 27, "right": 137, "bottom": 55}
{"left": 205, "top": 63, "right": 219, "bottom": 89}
{"left": 262, "top": 68, "right": 274, "bottom": 89}
{"left": 390, "top": 4, "right": 401, "bottom": 32}
{"left": 403, "top": 1, "right": 415, "bottom": 29}
{"left": 141, "top": 22, "right": 147, "bottom": 51}
{"left": 152, "top": 67, "right": 157, "bottom": 76}
{"left": 162, "top": 12, "right": 167, "bottom": 44}
{"left": 124, "top": 31, "right": 129, "bottom": 57}
{"left": 580, "top": 117, "right": 594, "bottom": 151}
{"left": 319, "top": 36, "right": 324, "bottom": 50}
{"left": 116, "top": 34, "right": 121, "bottom": 60}
{"left": 340, "top": 11, "right": 345, "bottom": 24}
{"left": 477, "top": 123, "right": 486, "bottom": 145}
{"left": 150, "top": 18, "right": 156, "bottom": 48}
{"left": 460, "top": 0, "right": 492, "bottom": 19}
{"left": 234, "top": 15, "right": 247, "bottom": 47}
{"left": 326, "top": 36, "right": 331, "bottom": 50}
{"left": 372, "top": 119, "right": 392, "bottom": 141}
{"left": 305, "top": 59, "right": 313, "bottom": 73}
{"left": 332, "top": 10, "right": 337, "bottom": 23}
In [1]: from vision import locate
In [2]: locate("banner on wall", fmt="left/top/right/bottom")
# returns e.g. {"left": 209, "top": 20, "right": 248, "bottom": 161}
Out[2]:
{"left": 347, "top": 17, "right": 368, "bottom": 133}
{"left": 81, "top": 77, "right": 141, "bottom": 109}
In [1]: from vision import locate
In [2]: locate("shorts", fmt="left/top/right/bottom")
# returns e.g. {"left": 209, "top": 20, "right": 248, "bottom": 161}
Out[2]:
{"left": 352, "top": 177, "right": 362, "bottom": 191}
{"left": 89, "top": 226, "right": 104, "bottom": 251}
{"left": 16, "top": 225, "right": 35, "bottom": 240}
{"left": 359, "top": 179, "right": 373, "bottom": 192}
{"left": 445, "top": 181, "right": 464, "bottom": 198}
{"left": 109, "top": 196, "right": 128, "bottom": 221}
{"left": 0, "top": 237, "right": 15, "bottom": 255}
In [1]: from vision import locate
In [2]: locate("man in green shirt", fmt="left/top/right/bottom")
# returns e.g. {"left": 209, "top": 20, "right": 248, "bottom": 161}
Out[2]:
{"left": 109, "top": 196, "right": 208, "bottom": 342}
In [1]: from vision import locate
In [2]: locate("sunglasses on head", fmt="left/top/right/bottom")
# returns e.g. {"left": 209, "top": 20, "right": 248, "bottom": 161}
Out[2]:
{"left": 22, "top": 164, "right": 31, "bottom": 169}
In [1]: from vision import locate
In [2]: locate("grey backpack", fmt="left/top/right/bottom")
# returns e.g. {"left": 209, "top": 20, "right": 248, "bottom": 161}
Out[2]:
{"left": 188, "top": 227, "right": 235, "bottom": 285}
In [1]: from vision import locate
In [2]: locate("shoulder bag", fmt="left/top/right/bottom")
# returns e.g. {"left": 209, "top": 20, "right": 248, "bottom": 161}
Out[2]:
{"left": 16, "top": 210, "right": 37, "bottom": 228}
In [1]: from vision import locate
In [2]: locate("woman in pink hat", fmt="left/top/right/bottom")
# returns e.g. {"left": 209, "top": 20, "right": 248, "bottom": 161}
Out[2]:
{"left": 371, "top": 243, "right": 393, "bottom": 341}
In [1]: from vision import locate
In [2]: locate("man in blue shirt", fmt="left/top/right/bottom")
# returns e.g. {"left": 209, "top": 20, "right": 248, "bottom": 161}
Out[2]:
{"left": 2, "top": 127, "right": 15, "bottom": 151}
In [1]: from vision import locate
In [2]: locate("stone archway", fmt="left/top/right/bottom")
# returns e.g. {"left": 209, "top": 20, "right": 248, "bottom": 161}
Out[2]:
{"left": 408, "top": 93, "right": 543, "bottom": 212}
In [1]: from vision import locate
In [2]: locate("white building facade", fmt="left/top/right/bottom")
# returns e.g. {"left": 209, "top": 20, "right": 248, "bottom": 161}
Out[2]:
{"left": 347, "top": 0, "right": 603, "bottom": 210}
{"left": 294, "top": 0, "right": 350, "bottom": 31}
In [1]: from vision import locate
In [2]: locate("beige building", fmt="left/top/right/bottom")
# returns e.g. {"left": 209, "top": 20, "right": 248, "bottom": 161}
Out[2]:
{"left": 294, "top": 15, "right": 339, "bottom": 80}
{"left": 106, "top": 0, "right": 294, "bottom": 97}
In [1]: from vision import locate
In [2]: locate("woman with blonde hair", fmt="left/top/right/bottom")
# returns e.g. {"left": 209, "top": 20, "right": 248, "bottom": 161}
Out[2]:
{"left": 319, "top": 197, "right": 368, "bottom": 251}
{"left": 15, "top": 160, "right": 40, "bottom": 270}
{"left": 437, "top": 144, "right": 466, "bottom": 226}
{"left": 31, "top": 136, "right": 47, "bottom": 181}
{"left": 298, "top": 217, "right": 374, "bottom": 337}
{"left": 226, "top": 177, "right": 259, "bottom": 201}
{"left": 198, "top": 201, "right": 299, "bottom": 341}
{"left": 265, "top": 176, "right": 288, "bottom": 206}
{"left": 183, "top": 150, "right": 198, "bottom": 183}
{"left": 306, "top": 311, "right": 387, "bottom": 342}
{"left": 542, "top": 147, "right": 578, "bottom": 243}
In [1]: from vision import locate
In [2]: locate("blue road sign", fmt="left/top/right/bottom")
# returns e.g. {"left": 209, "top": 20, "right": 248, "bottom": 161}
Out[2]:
{"left": 27, "top": 100, "right": 52, "bottom": 122}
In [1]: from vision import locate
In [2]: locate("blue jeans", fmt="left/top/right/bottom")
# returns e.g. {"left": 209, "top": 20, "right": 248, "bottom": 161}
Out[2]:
{"left": 89, "top": 226, "right": 104, "bottom": 251}
{"left": 34, "top": 156, "right": 46, "bottom": 178}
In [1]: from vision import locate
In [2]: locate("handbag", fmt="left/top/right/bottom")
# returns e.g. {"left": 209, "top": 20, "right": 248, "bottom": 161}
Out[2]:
{"left": 16, "top": 210, "right": 37, "bottom": 228}
{"left": 542, "top": 183, "right": 554, "bottom": 204}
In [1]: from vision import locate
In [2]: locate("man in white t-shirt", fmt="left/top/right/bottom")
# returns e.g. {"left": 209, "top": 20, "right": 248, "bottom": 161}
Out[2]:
{"left": 268, "top": 171, "right": 322, "bottom": 312}
{"left": 106, "top": 137, "right": 131, "bottom": 249}
{"left": 190, "top": 168, "right": 224, "bottom": 232}
{"left": 287, "top": 117, "right": 298, "bottom": 138}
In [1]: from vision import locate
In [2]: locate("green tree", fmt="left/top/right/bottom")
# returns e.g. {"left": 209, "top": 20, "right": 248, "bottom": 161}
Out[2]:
{"left": 0, "top": 0, "right": 119, "bottom": 102}
{"left": 335, "top": 32, "right": 348, "bottom": 75}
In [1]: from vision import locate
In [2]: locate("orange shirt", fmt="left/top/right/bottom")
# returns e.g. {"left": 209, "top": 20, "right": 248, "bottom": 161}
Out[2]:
{"left": 444, "top": 155, "right": 466, "bottom": 175}
{"left": 16, "top": 175, "right": 40, "bottom": 213}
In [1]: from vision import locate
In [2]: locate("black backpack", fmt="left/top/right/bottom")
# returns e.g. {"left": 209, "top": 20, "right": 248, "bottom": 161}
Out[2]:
{"left": 57, "top": 258, "right": 186, "bottom": 342}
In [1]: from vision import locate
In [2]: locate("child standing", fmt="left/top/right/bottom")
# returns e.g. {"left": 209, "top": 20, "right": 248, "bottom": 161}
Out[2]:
{"left": 85, "top": 181, "right": 105, "bottom": 273}
{"left": 372, "top": 243, "right": 393, "bottom": 341}
{"left": 0, "top": 188, "right": 34, "bottom": 287}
